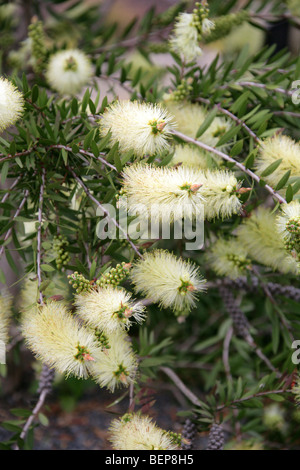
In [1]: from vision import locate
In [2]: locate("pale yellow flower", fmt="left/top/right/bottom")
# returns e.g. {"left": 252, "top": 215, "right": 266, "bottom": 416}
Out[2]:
{"left": 254, "top": 135, "right": 300, "bottom": 191}
{"left": 130, "top": 249, "right": 206, "bottom": 315}
{"left": 169, "top": 13, "right": 203, "bottom": 62}
{"left": 100, "top": 100, "right": 175, "bottom": 157}
{"left": 89, "top": 330, "right": 137, "bottom": 392}
{"left": 276, "top": 200, "right": 300, "bottom": 241}
{"left": 120, "top": 163, "right": 205, "bottom": 221}
{"left": 0, "top": 77, "right": 24, "bottom": 132}
{"left": 108, "top": 413, "right": 179, "bottom": 450}
{"left": 74, "top": 286, "right": 146, "bottom": 334}
{"left": 236, "top": 207, "right": 299, "bottom": 274}
{"left": 46, "top": 49, "right": 92, "bottom": 95}
{"left": 201, "top": 169, "right": 243, "bottom": 220}
{"left": 21, "top": 301, "right": 100, "bottom": 378}
{"left": 206, "top": 237, "right": 251, "bottom": 279}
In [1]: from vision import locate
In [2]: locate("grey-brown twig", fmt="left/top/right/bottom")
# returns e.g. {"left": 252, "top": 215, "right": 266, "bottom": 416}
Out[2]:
{"left": 67, "top": 167, "right": 144, "bottom": 259}
{"left": 171, "top": 129, "right": 287, "bottom": 204}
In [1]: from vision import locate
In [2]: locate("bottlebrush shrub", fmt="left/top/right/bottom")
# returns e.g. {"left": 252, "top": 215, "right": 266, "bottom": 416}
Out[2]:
{"left": 0, "top": 0, "right": 300, "bottom": 451}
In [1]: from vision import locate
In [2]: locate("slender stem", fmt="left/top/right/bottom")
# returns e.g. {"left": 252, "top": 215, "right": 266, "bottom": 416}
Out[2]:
{"left": 37, "top": 167, "right": 46, "bottom": 304}
{"left": 18, "top": 389, "right": 48, "bottom": 442}
{"left": 217, "top": 388, "right": 288, "bottom": 412}
{"left": 0, "top": 175, "right": 23, "bottom": 204}
{"left": 222, "top": 326, "right": 241, "bottom": 440}
{"left": 0, "top": 147, "right": 36, "bottom": 164}
{"left": 15, "top": 363, "right": 55, "bottom": 449}
{"left": 223, "top": 326, "right": 234, "bottom": 381}
{"left": 171, "top": 129, "right": 287, "bottom": 204}
{"left": 273, "top": 110, "right": 300, "bottom": 118}
{"left": 0, "top": 144, "right": 117, "bottom": 172}
{"left": 0, "top": 190, "right": 29, "bottom": 260}
{"left": 61, "top": 114, "right": 102, "bottom": 124}
{"left": 245, "top": 333, "right": 281, "bottom": 377}
{"left": 92, "top": 26, "right": 171, "bottom": 54}
{"left": 50, "top": 144, "right": 117, "bottom": 172}
{"left": 129, "top": 383, "right": 134, "bottom": 411}
{"left": 251, "top": 266, "right": 294, "bottom": 342}
{"left": 160, "top": 366, "right": 203, "bottom": 407}
{"left": 67, "top": 167, "right": 144, "bottom": 259}
{"left": 196, "top": 97, "right": 260, "bottom": 143}
{"left": 235, "top": 81, "right": 293, "bottom": 98}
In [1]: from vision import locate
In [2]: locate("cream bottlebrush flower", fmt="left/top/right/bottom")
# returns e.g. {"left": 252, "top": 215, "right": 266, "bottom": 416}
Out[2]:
{"left": 46, "top": 49, "right": 92, "bottom": 95}
{"left": 276, "top": 200, "right": 300, "bottom": 241}
{"left": 108, "top": 413, "right": 179, "bottom": 450}
{"left": 0, "top": 293, "right": 12, "bottom": 346}
{"left": 169, "top": 145, "right": 218, "bottom": 169}
{"left": 169, "top": 13, "right": 203, "bottom": 62}
{"left": 236, "top": 207, "right": 299, "bottom": 274}
{"left": 120, "top": 163, "right": 205, "bottom": 221}
{"left": 21, "top": 301, "right": 101, "bottom": 378}
{"left": 163, "top": 101, "right": 230, "bottom": 148}
{"left": 0, "top": 77, "right": 24, "bottom": 132}
{"left": 254, "top": 135, "right": 300, "bottom": 190}
{"left": 205, "top": 237, "right": 251, "bottom": 279}
{"left": 201, "top": 170, "right": 243, "bottom": 220}
{"left": 89, "top": 330, "right": 137, "bottom": 392}
{"left": 100, "top": 100, "right": 175, "bottom": 158}
{"left": 74, "top": 286, "right": 146, "bottom": 334}
{"left": 130, "top": 250, "right": 206, "bottom": 315}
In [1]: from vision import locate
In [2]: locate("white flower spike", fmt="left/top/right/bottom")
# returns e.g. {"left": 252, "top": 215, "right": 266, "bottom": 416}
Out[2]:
{"left": 130, "top": 249, "right": 206, "bottom": 315}
{"left": 21, "top": 301, "right": 100, "bottom": 379}
{"left": 0, "top": 77, "right": 24, "bottom": 132}
{"left": 74, "top": 286, "right": 146, "bottom": 334}
{"left": 46, "top": 49, "right": 92, "bottom": 95}
{"left": 89, "top": 330, "right": 138, "bottom": 392}
{"left": 169, "top": 13, "right": 203, "bottom": 62}
{"left": 120, "top": 163, "right": 206, "bottom": 221}
{"left": 108, "top": 413, "right": 180, "bottom": 450}
{"left": 100, "top": 100, "right": 175, "bottom": 157}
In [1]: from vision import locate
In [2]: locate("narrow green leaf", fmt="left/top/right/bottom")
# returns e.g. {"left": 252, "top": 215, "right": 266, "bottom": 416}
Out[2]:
{"left": 216, "top": 124, "right": 241, "bottom": 147}
{"left": 41, "top": 264, "right": 55, "bottom": 272}
{"left": 260, "top": 159, "right": 282, "bottom": 177}
{"left": 268, "top": 393, "right": 285, "bottom": 402}
{"left": 196, "top": 108, "right": 218, "bottom": 138}
{"left": 286, "top": 184, "right": 293, "bottom": 203}
{"left": 83, "top": 129, "right": 95, "bottom": 151}
{"left": 230, "top": 139, "right": 243, "bottom": 157}
{"left": 230, "top": 91, "right": 251, "bottom": 114}
{"left": 38, "top": 413, "right": 49, "bottom": 426}
{"left": 275, "top": 170, "right": 291, "bottom": 190}
{"left": 244, "top": 151, "right": 256, "bottom": 169}
{"left": 31, "top": 84, "right": 39, "bottom": 103}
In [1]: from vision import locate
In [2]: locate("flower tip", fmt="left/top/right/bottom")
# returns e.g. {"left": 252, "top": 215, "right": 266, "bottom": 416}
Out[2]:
{"left": 237, "top": 187, "right": 252, "bottom": 194}
{"left": 190, "top": 183, "right": 203, "bottom": 192}
{"left": 119, "top": 372, "right": 129, "bottom": 384}
{"left": 124, "top": 308, "right": 133, "bottom": 318}
{"left": 156, "top": 121, "right": 166, "bottom": 131}
{"left": 187, "top": 284, "right": 196, "bottom": 292}
{"left": 82, "top": 353, "right": 95, "bottom": 362}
